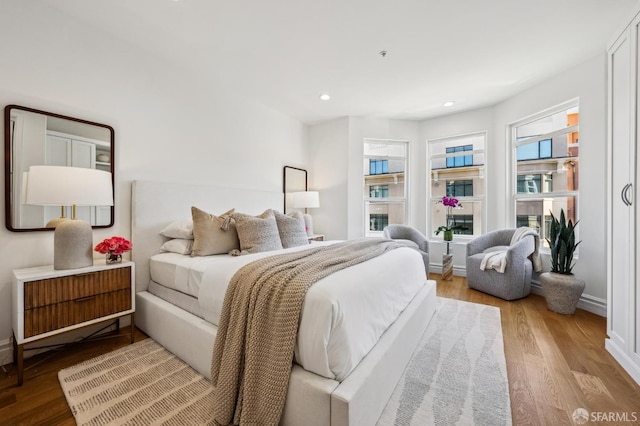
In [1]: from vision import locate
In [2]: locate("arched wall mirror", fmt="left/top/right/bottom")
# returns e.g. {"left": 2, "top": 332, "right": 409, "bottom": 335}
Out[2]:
{"left": 283, "top": 166, "right": 307, "bottom": 214}
{"left": 4, "top": 105, "right": 115, "bottom": 231}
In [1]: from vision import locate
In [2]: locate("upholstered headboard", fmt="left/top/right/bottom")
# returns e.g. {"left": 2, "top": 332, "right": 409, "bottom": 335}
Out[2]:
{"left": 131, "top": 180, "right": 283, "bottom": 291}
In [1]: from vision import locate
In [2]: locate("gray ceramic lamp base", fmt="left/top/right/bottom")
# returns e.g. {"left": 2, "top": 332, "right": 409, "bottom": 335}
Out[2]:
{"left": 54, "top": 219, "right": 93, "bottom": 270}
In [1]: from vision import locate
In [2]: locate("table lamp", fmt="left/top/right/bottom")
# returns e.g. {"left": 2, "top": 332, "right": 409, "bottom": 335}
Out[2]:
{"left": 25, "top": 165, "right": 114, "bottom": 270}
{"left": 292, "top": 191, "right": 319, "bottom": 236}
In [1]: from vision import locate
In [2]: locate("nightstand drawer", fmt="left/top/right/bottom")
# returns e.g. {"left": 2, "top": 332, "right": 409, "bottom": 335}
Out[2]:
{"left": 12, "top": 260, "right": 136, "bottom": 386}
{"left": 24, "top": 288, "right": 132, "bottom": 338}
{"left": 24, "top": 267, "right": 131, "bottom": 309}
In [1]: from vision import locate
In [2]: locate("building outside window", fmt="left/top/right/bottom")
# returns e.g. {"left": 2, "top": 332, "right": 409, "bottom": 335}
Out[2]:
{"left": 369, "top": 214, "right": 389, "bottom": 231}
{"left": 428, "top": 132, "right": 486, "bottom": 238}
{"left": 449, "top": 215, "right": 474, "bottom": 235}
{"left": 446, "top": 145, "right": 473, "bottom": 168}
{"left": 364, "top": 139, "right": 408, "bottom": 237}
{"left": 511, "top": 100, "right": 579, "bottom": 248}
{"left": 370, "top": 185, "right": 389, "bottom": 198}
{"left": 369, "top": 159, "right": 388, "bottom": 175}
{"left": 446, "top": 179, "right": 473, "bottom": 197}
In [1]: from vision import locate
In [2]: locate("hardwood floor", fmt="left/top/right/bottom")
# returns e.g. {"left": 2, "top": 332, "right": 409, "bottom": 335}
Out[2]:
{"left": 0, "top": 275, "right": 639, "bottom": 425}
{"left": 436, "top": 275, "right": 640, "bottom": 425}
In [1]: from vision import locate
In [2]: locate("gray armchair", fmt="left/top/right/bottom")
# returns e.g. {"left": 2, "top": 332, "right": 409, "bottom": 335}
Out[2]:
{"left": 382, "top": 225, "right": 429, "bottom": 272}
{"left": 466, "top": 229, "right": 535, "bottom": 300}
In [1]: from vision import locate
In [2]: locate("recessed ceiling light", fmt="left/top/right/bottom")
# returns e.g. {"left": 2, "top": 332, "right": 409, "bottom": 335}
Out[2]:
{"left": 443, "top": 101, "right": 455, "bottom": 107}
{"left": 319, "top": 94, "right": 331, "bottom": 101}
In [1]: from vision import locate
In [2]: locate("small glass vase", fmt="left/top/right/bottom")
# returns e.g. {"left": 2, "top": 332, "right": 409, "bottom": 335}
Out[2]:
{"left": 106, "top": 252, "right": 122, "bottom": 264}
{"left": 443, "top": 230, "right": 453, "bottom": 242}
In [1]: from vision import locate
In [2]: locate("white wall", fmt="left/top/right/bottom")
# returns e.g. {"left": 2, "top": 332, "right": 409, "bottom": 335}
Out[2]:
{"left": 310, "top": 54, "right": 608, "bottom": 315}
{"left": 309, "top": 117, "right": 421, "bottom": 240}
{"left": 493, "top": 53, "right": 608, "bottom": 313}
{"left": 0, "top": 3, "right": 308, "bottom": 358}
{"left": 308, "top": 118, "right": 350, "bottom": 240}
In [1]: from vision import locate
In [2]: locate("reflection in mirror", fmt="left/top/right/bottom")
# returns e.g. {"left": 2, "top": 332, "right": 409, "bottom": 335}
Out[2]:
{"left": 283, "top": 166, "right": 307, "bottom": 214}
{"left": 5, "top": 105, "right": 114, "bottom": 231}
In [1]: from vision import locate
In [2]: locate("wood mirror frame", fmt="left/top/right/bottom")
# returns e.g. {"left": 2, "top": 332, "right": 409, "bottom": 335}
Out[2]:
{"left": 283, "top": 166, "right": 307, "bottom": 214}
{"left": 4, "top": 105, "right": 115, "bottom": 231}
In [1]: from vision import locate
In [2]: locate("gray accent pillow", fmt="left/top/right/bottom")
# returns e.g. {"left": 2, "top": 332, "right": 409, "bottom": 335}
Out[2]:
{"left": 232, "top": 209, "right": 283, "bottom": 254}
{"left": 274, "top": 210, "right": 309, "bottom": 248}
{"left": 191, "top": 207, "right": 239, "bottom": 256}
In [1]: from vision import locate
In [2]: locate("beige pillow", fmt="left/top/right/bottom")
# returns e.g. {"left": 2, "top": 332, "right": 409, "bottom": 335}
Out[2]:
{"left": 233, "top": 209, "right": 283, "bottom": 254}
{"left": 274, "top": 210, "right": 309, "bottom": 248}
{"left": 191, "top": 207, "right": 239, "bottom": 256}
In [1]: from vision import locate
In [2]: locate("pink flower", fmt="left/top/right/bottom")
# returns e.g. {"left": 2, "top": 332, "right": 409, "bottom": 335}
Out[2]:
{"left": 94, "top": 236, "right": 133, "bottom": 254}
{"left": 441, "top": 196, "right": 461, "bottom": 208}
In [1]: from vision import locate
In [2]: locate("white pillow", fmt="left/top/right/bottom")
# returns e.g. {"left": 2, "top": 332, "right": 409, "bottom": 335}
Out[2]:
{"left": 160, "top": 219, "right": 193, "bottom": 239}
{"left": 161, "top": 238, "right": 194, "bottom": 255}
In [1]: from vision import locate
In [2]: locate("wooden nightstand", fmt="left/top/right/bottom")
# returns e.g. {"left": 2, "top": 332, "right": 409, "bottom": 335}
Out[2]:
{"left": 308, "top": 234, "right": 325, "bottom": 242}
{"left": 12, "top": 260, "right": 135, "bottom": 385}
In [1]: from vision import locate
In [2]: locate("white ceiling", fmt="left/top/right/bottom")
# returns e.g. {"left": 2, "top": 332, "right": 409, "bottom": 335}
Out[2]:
{"left": 43, "top": 0, "right": 638, "bottom": 124}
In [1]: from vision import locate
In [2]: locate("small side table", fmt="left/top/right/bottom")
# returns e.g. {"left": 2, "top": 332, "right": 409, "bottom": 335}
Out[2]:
{"left": 442, "top": 241, "right": 454, "bottom": 281}
{"left": 12, "top": 260, "right": 135, "bottom": 385}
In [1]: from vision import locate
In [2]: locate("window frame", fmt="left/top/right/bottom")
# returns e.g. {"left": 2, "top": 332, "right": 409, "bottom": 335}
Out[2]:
{"left": 509, "top": 99, "right": 580, "bottom": 252}
{"left": 363, "top": 138, "right": 409, "bottom": 237}
{"left": 427, "top": 131, "right": 487, "bottom": 241}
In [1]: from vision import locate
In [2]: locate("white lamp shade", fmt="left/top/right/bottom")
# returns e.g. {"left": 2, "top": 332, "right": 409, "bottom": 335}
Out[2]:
{"left": 25, "top": 165, "right": 113, "bottom": 207}
{"left": 292, "top": 191, "right": 319, "bottom": 209}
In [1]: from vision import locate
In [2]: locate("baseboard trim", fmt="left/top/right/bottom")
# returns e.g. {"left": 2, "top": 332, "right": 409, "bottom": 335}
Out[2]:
{"left": 0, "top": 317, "right": 132, "bottom": 369}
{"left": 428, "top": 266, "right": 607, "bottom": 317}
{"left": 605, "top": 339, "right": 640, "bottom": 385}
{"left": 0, "top": 337, "right": 12, "bottom": 370}
{"left": 530, "top": 281, "right": 606, "bottom": 317}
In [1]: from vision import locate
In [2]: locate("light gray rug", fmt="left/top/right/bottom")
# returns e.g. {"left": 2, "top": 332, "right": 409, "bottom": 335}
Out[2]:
{"left": 59, "top": 298, "right": 510, "bottom": 425}
{"left": 377, "top": 297, "right": 511, "bottom": 425}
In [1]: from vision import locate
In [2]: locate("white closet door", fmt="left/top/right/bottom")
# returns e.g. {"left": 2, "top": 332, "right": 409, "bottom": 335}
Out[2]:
{"left": 71, "top": 140, "right": 96, "bottom": 225}
{"left": 633, "top": 14, "right": 640, "bottom": 365}
{"left": 44, "top": 135, "right": 72, "bottom": 225}
{"left": 608, "top": 26, "right": 633, "bottom": 351}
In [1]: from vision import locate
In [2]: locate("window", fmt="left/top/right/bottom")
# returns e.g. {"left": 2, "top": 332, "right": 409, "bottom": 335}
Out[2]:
{"left": 516, "top": 138, "right": 552, "bottom": 161}
{"left": 370, "top": 185, "right": 389, "bottom": 198}
{"left": 369, "top": 214, "right": 389, "bottom": 231}
{"left": 511, "top": 101, "right": 579, "bottom": 248}
{"left": 446, "top": 145, "right": 473, "bottom": 168}
{"left": 449, "top": 214, "right": 474, "bottom": 235}
{"left": 447, "top": 180, "right": 473, "bottom": 197}
{"left": 364, "top": 140, "right": 408, "bottom": 236}
{"left": 369, "top": 159, "right": 388, "bottom": 175}
{"left": 428, "top": 132, "right": 486, "bottom": 238}
{"left": 516, "top": 215, "right": 542, "bottom": 234}
{"left": 516, "top": 174, "right": 552, "bottom": 194}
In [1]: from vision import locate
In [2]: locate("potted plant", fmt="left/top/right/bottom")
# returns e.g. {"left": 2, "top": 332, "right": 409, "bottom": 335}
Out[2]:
{"left": 434, "top": 196, "right": 468, "bottom": 241}
{"left": 539, "top": 209, "right": 585, "bottom": 314}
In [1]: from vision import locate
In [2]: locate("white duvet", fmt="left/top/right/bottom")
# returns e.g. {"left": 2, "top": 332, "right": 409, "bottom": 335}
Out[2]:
{"left": 150, "top": 241, "right": 426, "bottom": 381}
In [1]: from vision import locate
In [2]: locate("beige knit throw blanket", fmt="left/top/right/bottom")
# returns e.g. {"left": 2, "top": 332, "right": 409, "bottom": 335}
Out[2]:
{"left": 210, "top": 238, "right": 401, "bottom": 426}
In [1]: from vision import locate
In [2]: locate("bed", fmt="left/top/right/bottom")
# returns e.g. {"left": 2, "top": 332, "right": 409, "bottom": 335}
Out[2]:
{"left": 131, "top": 180, "right": 437, "bottom": 425}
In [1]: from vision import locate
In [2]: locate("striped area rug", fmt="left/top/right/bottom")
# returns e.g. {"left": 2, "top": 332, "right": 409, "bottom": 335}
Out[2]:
{"left": 58, "top": 339, "right": 214, "bottom": 425}
{"left": 59, "top": 298, "right": 510, "bottom": 425}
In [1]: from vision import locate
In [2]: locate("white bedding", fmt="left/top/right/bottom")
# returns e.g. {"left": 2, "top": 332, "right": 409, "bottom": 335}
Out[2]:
{"left": 149, "top": 241, "right": 426, "bottom": 381}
